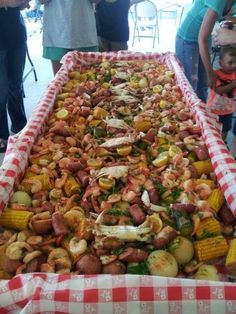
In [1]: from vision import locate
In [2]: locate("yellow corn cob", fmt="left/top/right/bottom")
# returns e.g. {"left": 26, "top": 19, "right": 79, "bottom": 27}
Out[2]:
{"left": 194, "top": 235, "right": 228, "bottom": 262}
{"left": 21, "top": 173, "right": 54, "bottom": 193}
{"left": 192, "top": 160, "right": 213, "bottom": 176}
{"left": 64, "top": 175, "right": 81, "bottom": 197}
{"left": 193, "top": 179, "right": 216, "bottom": 189}
{"left": 0, "top": 209, "right": 33, "bottom": 231}
{"left": 207, "top": 188, "right": 225, "bottom": 213}
{"left": 195, "top": 217, "right": 221, "bottom": 239}
{"left": 225, "top": 239, "right": 236, "bottom": 275}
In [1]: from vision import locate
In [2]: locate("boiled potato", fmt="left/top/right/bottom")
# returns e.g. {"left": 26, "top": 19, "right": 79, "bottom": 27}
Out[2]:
{"left": 147, "top": 250, "right": 178, "bottom": 277}
{"left": 195, "top": 265, "right": 219, "bottom": 281}
{"left": 10, "top": 191, "right": 32, "bottom": 207}
{"left": 168, "top": 236, "right": 194, "bottom": 265}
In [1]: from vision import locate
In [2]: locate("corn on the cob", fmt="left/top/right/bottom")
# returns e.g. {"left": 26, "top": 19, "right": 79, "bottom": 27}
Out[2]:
{"left": 193, "top": 179, "right": 216, "bottom": 189}
{"left": 64, "top": 175, "right": 81, "bottom": 197}
{"left": 192, "top": 160, "right": 213, "bottom": 176}
{"left": 225, "top": 239, "right": 236, "bottom": 275}
{"left": 0, "top": 209, "right": 33, "bottom": 230}
{"left": 194, "top": 235, "right": 228, "bottom": 262}
{"left": 195, "top": 217, "right": 221, "bottom": 239}
{"left": 207, "top": 188, "right": 225, "bottom": 213}
{"left": 21, "top": 173, "right": 54, "bottom": 193}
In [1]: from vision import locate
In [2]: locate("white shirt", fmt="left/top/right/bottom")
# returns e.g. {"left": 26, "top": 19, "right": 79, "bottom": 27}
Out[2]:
{"left": 42, "top": 0, "right": 98, "bottom": 48}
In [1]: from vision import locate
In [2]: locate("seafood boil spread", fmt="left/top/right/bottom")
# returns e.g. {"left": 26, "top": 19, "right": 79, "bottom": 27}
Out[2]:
{"left": 0, "top": 59, "right": 236, "bottom": 281}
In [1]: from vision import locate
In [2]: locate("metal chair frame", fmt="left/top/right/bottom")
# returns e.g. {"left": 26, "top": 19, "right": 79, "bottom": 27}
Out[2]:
{"left": 23, "top": 45, "right": 38, "bottom": 83}
{"left": 132, "top": 0, "right": 159, "bottom": 48}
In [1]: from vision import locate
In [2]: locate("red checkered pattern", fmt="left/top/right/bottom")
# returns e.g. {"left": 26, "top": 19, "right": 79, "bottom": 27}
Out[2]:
{"left": 0, "top": 274, "right": 236, "bottom": 314}
{"left": 0, "top": 51, "right": 236, "bottom": 312}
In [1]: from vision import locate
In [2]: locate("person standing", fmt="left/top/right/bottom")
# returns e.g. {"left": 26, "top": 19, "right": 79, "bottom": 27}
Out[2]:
{"left": 95, "top": 0, "right": 139, "bottom": 52}
{"left": 207, "top": 46, "right": 236, "bottom": 141}
{"left": 0, "top": 0, "right": 30, "bottom": 152}
{"left": 40, "top": 0, "right": 98, "bottom": 75}
{"left": 175, "top": 0, "right": 236, "bottom": 103}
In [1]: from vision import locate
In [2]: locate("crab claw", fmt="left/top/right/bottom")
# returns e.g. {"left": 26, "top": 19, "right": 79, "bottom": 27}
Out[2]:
{"left": 141, "top": 190, "right": 168, "bottom": 212}
{"left": 94, "top": 224, "right": 151, "bottom": 242}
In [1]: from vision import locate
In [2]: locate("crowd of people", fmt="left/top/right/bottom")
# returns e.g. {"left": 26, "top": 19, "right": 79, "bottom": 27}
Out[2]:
{"left": 0, "top": 0, "right": 235, "bottom": 155}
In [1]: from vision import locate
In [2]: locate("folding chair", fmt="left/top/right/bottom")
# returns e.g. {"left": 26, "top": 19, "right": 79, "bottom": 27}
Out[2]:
{"left": 132, "top": 0, "right": 159, "bottom": 48}
{"left": 23, "top": 44, "right": 38, "bottom": 83}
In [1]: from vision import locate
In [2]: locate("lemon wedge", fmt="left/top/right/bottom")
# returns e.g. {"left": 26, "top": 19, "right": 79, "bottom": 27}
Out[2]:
{"left": 56, "top": 108, "right": 69, "bottom": 120}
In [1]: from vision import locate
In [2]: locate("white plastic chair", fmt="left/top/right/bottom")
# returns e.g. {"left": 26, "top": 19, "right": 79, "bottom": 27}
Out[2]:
{"left": 132, "top": 0, "right": 159, "bottom": 48}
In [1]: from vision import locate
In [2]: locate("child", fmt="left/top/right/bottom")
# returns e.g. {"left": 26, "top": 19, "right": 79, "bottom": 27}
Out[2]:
{"left": 208, "top": 46, "right": 236, "bottom": 141}
{"left": 176, "top": 0, "right": 236, "bottom": 102}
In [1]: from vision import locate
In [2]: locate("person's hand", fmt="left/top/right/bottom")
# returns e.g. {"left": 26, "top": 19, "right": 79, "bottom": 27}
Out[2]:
{"left": 215, "top": 28, "right": 236, "bottom": 46}
{"left": 207, "top": 70, "right": 217, "bottom": 90}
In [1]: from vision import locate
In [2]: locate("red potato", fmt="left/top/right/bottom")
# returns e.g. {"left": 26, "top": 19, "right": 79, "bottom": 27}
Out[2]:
{"left": 193, "top": 146, "right": 209, "bottom": 161}
{"left": 119, "top": 247, "right": 148, "bottom": 263}
{"left": 52, "top": 212, "right": 69, "bottom": 236}
{"left": 153, "top": 226, "right": 178, "bottom": 249}
{"left": 76, "top": 254, "right": 102, "bottom": 274}
{"left": 102, "top": 261, "right": 126, "bottom": 274}
{"left": 148, "top": 188, "right": 159, "bottom": 204}
{"left": 129, "top": 204, "right": 146, "bottom": 225}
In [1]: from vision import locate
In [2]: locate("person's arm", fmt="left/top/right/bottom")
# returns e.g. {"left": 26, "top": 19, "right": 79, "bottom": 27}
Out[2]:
{"left": 216, "top": 79, "right": 236, "bottom": 95}
{"left": 215, "top": 28, "right": 236, "bottom": 45}
{"left": 198, "top": 8, "right": 218, "bottom": 89}
{"left": 0, "top": 0, "right": 26, "bottom": 7}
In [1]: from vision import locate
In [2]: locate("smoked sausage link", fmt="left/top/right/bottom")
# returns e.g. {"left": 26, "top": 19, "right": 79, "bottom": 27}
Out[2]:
{"left": 52, "top": 212, "right": 69, "bottom": 236}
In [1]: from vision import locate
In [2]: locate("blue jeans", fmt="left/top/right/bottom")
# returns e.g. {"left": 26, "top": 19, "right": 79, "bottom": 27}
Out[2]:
{"left": 0, "top": 44, "right": 27, "bottom": 140}
{"left": 175, "top": 35, "right": 208, "bottom": 103}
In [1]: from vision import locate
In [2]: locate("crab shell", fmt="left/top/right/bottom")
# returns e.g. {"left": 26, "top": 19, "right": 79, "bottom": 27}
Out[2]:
{"left": 100, "top": 133, "right": 143, "bottom": 148}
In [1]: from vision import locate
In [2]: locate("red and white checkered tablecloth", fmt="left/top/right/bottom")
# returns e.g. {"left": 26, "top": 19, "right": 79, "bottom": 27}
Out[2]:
{"left": 0, "top": 273, "right": 236, "bottom": 314}
{"left": 1, "top": 51, "right": 236, "bottom": 313}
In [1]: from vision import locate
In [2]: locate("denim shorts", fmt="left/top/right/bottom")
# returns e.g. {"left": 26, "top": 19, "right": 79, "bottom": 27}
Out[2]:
{"left": 175, "top": 35, "right": 208, "bottom": 102}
